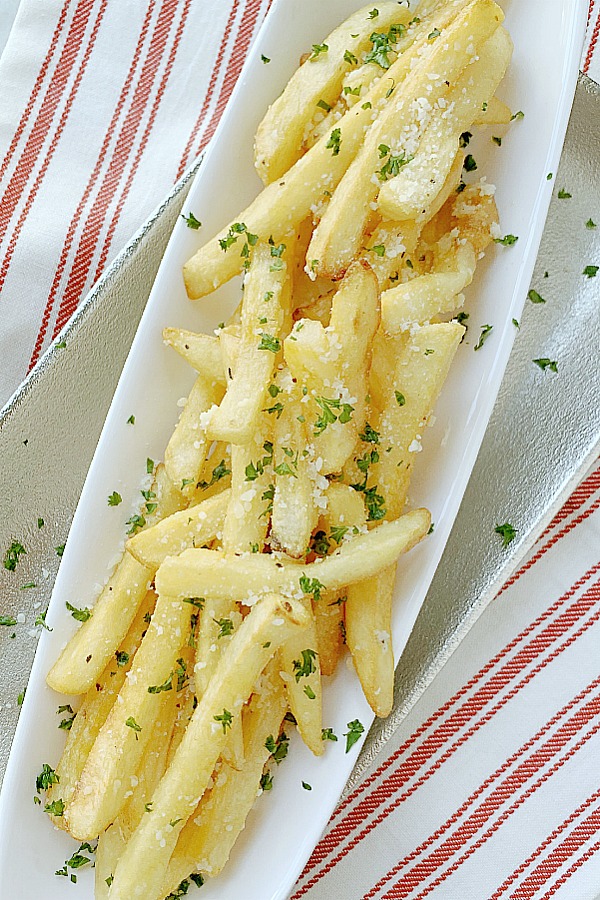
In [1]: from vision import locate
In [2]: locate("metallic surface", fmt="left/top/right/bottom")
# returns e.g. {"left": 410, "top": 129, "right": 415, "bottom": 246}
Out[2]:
{"left": 0, "top": 76, "right": 599, "bottom": 791}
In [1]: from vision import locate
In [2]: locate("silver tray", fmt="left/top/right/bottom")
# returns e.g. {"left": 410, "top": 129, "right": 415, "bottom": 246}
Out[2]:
{"left": 1, "top": 75, "right": 599, "bottom": 788}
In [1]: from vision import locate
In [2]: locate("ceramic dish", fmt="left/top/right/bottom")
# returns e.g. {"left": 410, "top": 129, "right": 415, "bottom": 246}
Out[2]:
{"left": 0, "top": 0, "right": 588, "bottom": 896}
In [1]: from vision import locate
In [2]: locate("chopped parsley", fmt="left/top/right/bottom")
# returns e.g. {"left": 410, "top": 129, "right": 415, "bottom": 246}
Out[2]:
{"left": 292, "top": 648, "right": 317, "bottom": 682}
{"left": 459, "top": 131, "right": 472, "bottom": 148}
{"left": 322, "top": 727, "right": 338, "bottom": 742}
{"left": 528, "top": 289, "right": 545, "bottom": 304}
{"left": 302, "top": 781, "right": 313, "bottom": 790}
{"left": 35, "top": 608, "right": 51, "bottom": 630}
{"left": 148, "top": 672, "right": 174, "bottom": 694}
{"left": 146, "top": 457, "right": 155, "bottom": 475}
{"left": 463, "top": 154, "right": 477, "bottom": 173}
{"left": 304, "top": 684, "right": 316, "bottom": 700}
{"left": 261, "top": 54, "right": 270, "bottom": 64}
{"left": 214, "top": 709, "right": 233, "bottom": 732}
{"left": 125, "top": 716, "right": 142, "bottom": 738}
{"left": 368, "top": 7, "right": 379, "bottom": 17}
{"left": 428, "top": 27, "right": 441, "bottom": 39}
{"left": 37, "top": 517, "right": 44, "bottom": 528}
{"left": 57, "top": 704, "right": 75, "bottom": 730}
{"left": 314, "top": 396, "right": 354, "bottom": 435}
{"left": 36, "top": 763, "right": 59, "bottom": 793}
{"left": 586, "top": 219, "right": 596, "bottom": 229}
{"left": 0, "top": 616, "right": 17, "bottom": 626}
{"left": 557, "top": 189, "right": 572, "bottom": 199}
{"left": 299, "top": 575, "right": 325, "bottom": 602}
{"left": 359, "top": 423, "right": 380, "bottom": 443}
{"left": 309, "top": 43, "right": 329, "bottom": 61}
{"left": 126, "top": 513, "right": 146, "bottom": 534}
{"left": 107, "top": 491, "right": 122, "bottom": 506}
{"left": 326, "top": 128, "right": 342, "bottom": 156}
{"left": 183, "top": 597, "right": 205, "bottom": 609}
{"left": 533, "top": 357, "right": 558, "bottom": 373}
{"left": 330, "top": 524, "right": 349, "bottom": 544}
{"left": 344, "top": 49, "right": 358, "bottom": 65}
{"left": 66, "top": 602, "right": 92, "bottom": 622}
{"left": 116, "top": 650, "right": 129, "bottom": 667}
{"left": 512, "top": 318, "right": 520, "bottom": 329}
{"left": 474, "top": 324, "right": 493, "bottom": 351}
{"left": 583, "top": 265, "right": 598, "bottom": 278}
{"left": 197, "top": 459, "right": 230, "bottom": 490}
{"left": 214, "top": 617, "right": 234, "bottom": 638}
{"left": 45, "top": 798, "right": 65, "bottom": 816}
{"left": 265, "top": 730, "right": 289, "bottom": 764}
{"left": 181, "top": 211, "right": 201, "bottom": 229}
{"left": 258, "top": 333, "right": 281, "bottom": 353}
{"left": 377, "top": 145, "right": 412, "bottom": 180}
{"left": 55, "top": 543, "right": 65, "bottom": 557}
{"left": 260, "top": 772, "right": 274, "bottom": 791}
{"left": 3, "top": 540, "right": 26, "bottom": 572}
{"left": 127, "top": 414, "right": 135, "bottom": 424}
{"left": 369, "top": 244, "right": 386, "bottom": 257}
{"left": 316, "top": 98, "right": 331, "bottom": 112}
{"left": 395, "top": 390, "right": 406, "bottom": 407}
{"left": 494, "top": 522, "right": 517, "bottom": 548}
{"left": 364, "top": 26, "right": 405, "bottom": 69}
{"left": 492, "top": 136, "right": 502, "bottom": 146}
{"left": 494, "top": 234, "right": 518, "bottom": 246}
{"left": 511, "top": 110, "right": 525, "bottom": 120}
{"left": 344, "top": 719, "right": 365, "bottom": 752}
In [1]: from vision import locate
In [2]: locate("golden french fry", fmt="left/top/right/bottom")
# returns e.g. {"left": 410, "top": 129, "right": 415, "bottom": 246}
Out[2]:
{"left": 162, "top": 666, "right": 287, "bottom": 893}
{"left": 369, "top": 331, "right": 409, "bottom": 412}
{"left": 127, "top": 489, "right": 230, "bottom": 571}
{"left": 107, "top": 594, "right": 310, "bottom": 900}
{"left": 189, "top": 446, "right": 232, "bottom": 503}
{"left": 182, "top": 1, "right": 471, "bottom": 300}
{"left": 381, "top": 241, "right": 477, "bottom": 333}
{"left": 376, "top": 323, "right": 464, "bottom": 520}
{"left": 47, "top": 465, "right": 184, "bottom": 696}
{"left": 156, "top": 509, "right": 430, "bottom": 603}
{"left": 364, "top": 220, "right": 421, "bottom": 288}
{"left": 377, "top": 27, "right": 512, "bottom": 221}
{"left": 284, "top": 260, "right": 380, "bottom": 475}
{"left": 165, "top": 375, "right": 224, "bottom": 489}
{"left": 346, "top": 566, "right": 396, "bottom": 717}
{"left": 307, "top": 0, "right": 504, "bottom": 277}
{"left": 162, "top": 328, "right": 226, "bottom": 383}
{"left": 271, "top": 375, "right": 320, "bottom": 558}
{"left": 207, "top": 242, "right": 290, "bottom": 445}
{"left": 279, "top": 602, "right": 323, "bottom": 754}
{"left": 95, "top": 685, "right": 178, "bottom": 897}
{"left": 255, "top": 2, "right": 412, "bottom": 184}
{"left": 451, "top": 181, "right": 499, "bottom": 254}
{"left": 314, "top": 593, "right": 344, "bottom": 676}
{"left": 472, "top": 94, "right": 512, "bottom": 125}
{"left": 46, "top": 590, "right": 157, "bottom": 828}
{"left": 65, "top": 593, "right": 195, "bottom": 839}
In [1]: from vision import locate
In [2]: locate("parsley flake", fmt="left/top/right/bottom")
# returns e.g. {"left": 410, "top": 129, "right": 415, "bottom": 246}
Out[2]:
{"left": 586, "top": 219, "right": 596, "bottom": 229}
{"left": 302, "top": 781, "right": 313, "bottom": 790}
{"left": 214, "top": 709, "right": 233, "bottom": 732}
{"left": 66, "top": 602, "right": 92, "bottom": 622}
{"left": 533, "top": 357, "right": 558, "bottom": 373}
{"left": 395, "top": 390, "right": 406, "bottom": 407}
{"left": 494, "top": 234, "right": 518, "bottom": 246}
{"left": 127, "top": 414, "right": 135, "bottom": 424}
{"left": 125, "top": 716, "right": 142, "bottom": 738}
{"left": 344, "top": 719, "right": 365, "bottom": 752}
{"left": 583, "top": 265, "right": 598, "bottom": 278}
{"left": 292, "top": 648, "right": 317, "bottom": 682}
{"left": 261, "top": 54, "right": 270, "bottom": 64}
{"left": 528, "top": 289, "right": 545, "bottom": 304}
{"left": 181, "top": 211, "right": 201, "bottom": 229}
{"left": 322, "top": 727, "right": 338, "bottom": 742}
{"left": 557, "top": 189, "right": 572, "bottom": 199}
{"left": 309, "top": 43, "right": 329, "bottom": 61}
{"left": 474, "top": 324, "right": 493, "bottom": 351}
{"left": 258, "top": 334, "right": 281, "bottom": 353}
{"left": 299, "top": 575, "right": 325, "bottom": 602}
{"left": 494, "top": 522, "right": 517, "bottom": 548}
{"left": 326, "top": 128, "right": 342, "bottom": 156}
{"left": 3, "top": 541, "right": 26, "bottom": 571}
{"left": 107, "top": 491, "right": 122, "bottom": 506}
{"left": 0, "top": 616, "right": 17, "bottom": 627}
{"left": 463, "top": 154, "right": 477, "bottom": 173}
{"left": 316, "top": 98, "right": 331, "bottom": 112}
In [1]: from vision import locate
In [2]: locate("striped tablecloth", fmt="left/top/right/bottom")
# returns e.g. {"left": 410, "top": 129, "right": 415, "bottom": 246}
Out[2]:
{"left": 0, "top": 2, "right": 599, "bottom": 898}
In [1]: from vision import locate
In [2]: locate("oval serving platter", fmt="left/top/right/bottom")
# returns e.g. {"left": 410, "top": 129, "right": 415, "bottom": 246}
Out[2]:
{"left": 0, "top": 0, "right": 587, "bottom": 897}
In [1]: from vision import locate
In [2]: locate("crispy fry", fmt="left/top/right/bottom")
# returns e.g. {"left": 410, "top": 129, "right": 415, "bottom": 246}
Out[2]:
{"left": 279, "top": 602, "right": 323, "bottom": 754}
{"left": 107, "top": 594, "right": 310, "bottom": 900}
{"left": 255, "top": 2, "right": 412, "bottom": 183}
{"left": 165, "top": 375, "right": 224, "bottom": 488}
{"left": 307, "top": 0, "right": 504, "bottom": 277}
{"left": 162, "top": 328, "right": 226, "bottom": 383}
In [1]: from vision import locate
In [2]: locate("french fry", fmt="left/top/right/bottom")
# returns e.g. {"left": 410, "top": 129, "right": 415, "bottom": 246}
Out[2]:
{"left": 381, "top": 241, "right": 477, "bottom": 333}
{"left": 207, "top": 242, "right": 290, "bottom": 445}
{"left": 255, "top": 2, "right": 413, "bottom": 184}
{"left": 369, "top": 331, "right": 409, "bottom": 412}
{"left": 190, "top": 446, "right": 232, "bottom": 503}
{"left": 162, "top": 327, "right": 226, "bottom": 383}
{"left": 271, "top": 374, "right": 320, "bottom": 558}
{"left": 279, "top": 602, "right": 323, "bottom": 754}
{"left": 345, "top": 566, "right": 396, "bottom": 716}
{"left": 472, "top": 94, "right": 512, "bottom": 125}
{"left": 376, "top": 323, "right": 464, "bottom": 520}
{"left": 451, "top": 181, "right": 499, "bottom": 254}
{"left": 45, "top": 590, "right": 157, "bottom": 828}
{"left": 162, "top": 665, "right": 288, "bottom": 893}
{"left": 182, "top": 0, "right": 472, "bottom": 300}
{"left": 156, "top": 509, "right": 431, "bottom": 602}
{"left": 307, "top": 0, "right": 504, "bottom": 278}
{"left": 314, "top": 593, "right": 345, "bottom": 676}
{"left": 284, "top": 260, "right": 380, "bottom": 475}
{"left": 47, "top": 465, "right": 183, "bottom": 696}
{"left": 364, "top": 220, "right": 421, "bottom": 288}
{"left": 164, "top": 375, "right": 224, "bottom": 489}
{"left": 377, "top": 27, "right": 512, "bottom": 221}
{"left": 107, "top": 594, "right": 310, "bottom": 900}
{"left": 126, "top": 489, "right": 230, "bottom": 571}
{"left": 65, "top": 593, "right": 195, "bottom": 839}
{"left": 95, "top": 686, "right": 178, "bottom": 897}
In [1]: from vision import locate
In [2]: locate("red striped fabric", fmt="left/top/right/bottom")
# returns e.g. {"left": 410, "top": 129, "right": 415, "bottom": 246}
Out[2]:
{"left": 294, "top": 466, "right": 600, "bottom": 899}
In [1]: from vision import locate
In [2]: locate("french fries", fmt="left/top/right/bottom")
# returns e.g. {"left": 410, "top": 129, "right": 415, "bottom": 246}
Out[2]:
{"left": 43, "top": 0, "right": 516, "bottom": 891}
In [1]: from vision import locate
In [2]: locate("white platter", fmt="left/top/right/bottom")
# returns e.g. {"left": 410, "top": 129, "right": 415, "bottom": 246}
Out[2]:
{"left": 0, "top": 0, "right": 587, "bottom": 897}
